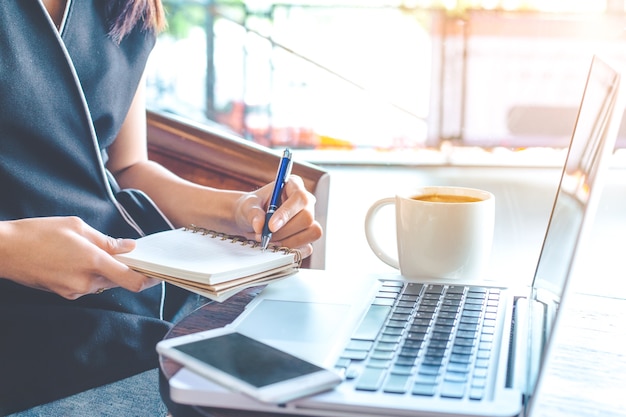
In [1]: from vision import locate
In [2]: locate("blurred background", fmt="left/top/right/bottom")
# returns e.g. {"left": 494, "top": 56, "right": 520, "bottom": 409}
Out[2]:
{"left": 146, "top": 0, "right": 626, "bottom": 164}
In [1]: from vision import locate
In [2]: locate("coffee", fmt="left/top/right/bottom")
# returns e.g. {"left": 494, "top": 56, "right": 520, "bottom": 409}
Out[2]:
{"left": 412, "top": 194, "right": 482, "bottom": 203}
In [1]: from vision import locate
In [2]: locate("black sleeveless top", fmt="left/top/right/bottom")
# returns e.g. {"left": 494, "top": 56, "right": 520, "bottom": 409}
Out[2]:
{"left": 0, "top": 2, "right": 200, "bottom": 413}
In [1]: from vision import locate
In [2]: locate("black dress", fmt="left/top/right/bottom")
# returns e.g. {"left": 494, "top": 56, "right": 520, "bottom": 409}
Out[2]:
{"left": 0, "top": 1, "right": 202, "bottom": 413}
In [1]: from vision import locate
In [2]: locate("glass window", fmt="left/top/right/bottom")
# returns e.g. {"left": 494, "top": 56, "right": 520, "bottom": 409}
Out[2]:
{"left": 146, "top": 1, "right": 626, "bottom": 162}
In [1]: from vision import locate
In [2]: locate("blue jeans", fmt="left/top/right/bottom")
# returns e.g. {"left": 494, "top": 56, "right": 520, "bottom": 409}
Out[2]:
{"left": 7, "top": 369, "right": 168, "bottom": 417}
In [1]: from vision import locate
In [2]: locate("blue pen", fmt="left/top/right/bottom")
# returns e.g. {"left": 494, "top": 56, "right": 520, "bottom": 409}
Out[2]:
{"left": 261, "top": 148, "right": 293, "bottom": 250}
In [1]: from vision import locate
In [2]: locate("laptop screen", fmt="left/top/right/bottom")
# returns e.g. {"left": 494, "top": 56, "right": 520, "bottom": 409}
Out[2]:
{"left": 526, "top": 56, "right": 622, "bottom": 400}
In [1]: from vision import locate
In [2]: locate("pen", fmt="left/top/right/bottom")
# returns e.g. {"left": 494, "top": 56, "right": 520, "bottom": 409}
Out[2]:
{"left": 261, "top": 148, "right": 293, "bottom": 251}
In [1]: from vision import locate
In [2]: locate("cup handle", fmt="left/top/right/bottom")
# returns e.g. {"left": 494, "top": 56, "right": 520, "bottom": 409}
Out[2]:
{"left": 364, "top": 197, "right": 399, "bottom": 269}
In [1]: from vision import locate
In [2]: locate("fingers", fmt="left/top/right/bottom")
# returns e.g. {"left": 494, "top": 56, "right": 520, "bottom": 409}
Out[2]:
{"left": 234, "top": 174, "right": 322, "bottom": 257}
{"left": 264, "top": 176, "right": 323, "bottom": 254}
{"left": 268, "top": 176, "right": 317, "bottom": 233}
{"left": 76, "top": 223, "right": 161, "bottom": 295}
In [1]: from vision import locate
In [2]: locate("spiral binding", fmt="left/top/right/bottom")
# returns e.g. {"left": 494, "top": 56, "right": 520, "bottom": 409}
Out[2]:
{"left": 183, "top": 224, "right": 302, "bottom": 266}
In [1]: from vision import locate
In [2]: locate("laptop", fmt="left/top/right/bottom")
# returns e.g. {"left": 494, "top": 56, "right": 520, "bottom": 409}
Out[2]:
{"left": 166, "top": 55, "right": 624, "bottom": 417}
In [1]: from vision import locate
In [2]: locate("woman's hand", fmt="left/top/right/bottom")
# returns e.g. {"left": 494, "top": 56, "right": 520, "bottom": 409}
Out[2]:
{"left": 234, "top": 175, "right": 323, "bottom": 257}
{"left": 0, "top": 217, "right": 160, "bottom": 299}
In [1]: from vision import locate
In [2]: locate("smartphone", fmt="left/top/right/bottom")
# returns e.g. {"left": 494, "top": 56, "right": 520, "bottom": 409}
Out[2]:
{"left": 157, "top": 328, "right": 343, "bottom": 404}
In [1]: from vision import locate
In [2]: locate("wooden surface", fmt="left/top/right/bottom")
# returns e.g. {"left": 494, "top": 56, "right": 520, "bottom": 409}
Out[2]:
{"left": 159, "top": 274, "right": 626, "bottom": 417}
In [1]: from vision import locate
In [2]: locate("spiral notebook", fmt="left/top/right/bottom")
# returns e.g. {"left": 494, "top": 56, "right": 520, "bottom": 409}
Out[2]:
{"left": 115, "top": 225, "right": 302, "bottom": 302}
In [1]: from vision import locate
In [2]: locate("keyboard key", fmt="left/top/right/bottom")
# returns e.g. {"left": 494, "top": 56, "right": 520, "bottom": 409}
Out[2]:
{"left": 412, "top": 383, "right": 437, "bottom": 396}
{"left": 437, "top": 311, "right": 458, "bottom": 319}
{"left": 404, "top": 283, "right": 424, "bottom": 295}
{"left": 424, "top": 284, "right": 444, "bottom": 294}
{"left": 463, "top": 304, "right": 484, "bottom": 311}
{"left": 415, "top": 373, "right": 439, "bottom": 384}
{"left": 418, "top": 306, "right": 437, "bottom": 314}
{"left": 375, "top": 341, "right": 398, "bottom": 351}
{"left": 440, "top": 381, "right": 466, "bottom": 398}
{"left": 422, "top": 356, "right": 445, "bottom": 366}
{"left": 435, "top": 317, "right": 456, "bottom": 327}
{"left": 431, "top": 331, "right": 452, "bottom": 341}
{"left": 452, "top": 345, "right": 474, "bottom": 355}
{"left": 353, "top": 305, "right": 391, "bottom": 341}
{"left": 367, "top": 358, "right": 391, "bottom": 368}
{"left": 446, "top": 285, "right": 466, "bottom": 294}
{"left": 395, "top": 356, "right": 418, "bottom": 366}
{"left": 458, "top": 322, "right": 479, "bottom": 331}
{"left": 390, "top": 364, "right": 415, "bottom": 375}
{"left": 403, "top": 339, "right": 424, "bottom": 350}
{"left": 387, "top": 319, "right": 408, "bottom": 328}
{"left": 379, "top": 286, "right": 402, "bottom": 295}
{"left": 475, "top": 358, "right": 490, "bottom": 368}
{"left": 471, "top": 376, "right": 487, "bottom": 388}
{"left": 382, "top": 280, "right": 404, "bottom": 288}
{"left": 428, "top": 339, "right": 449, "bottom": 349}
{"left": 335, "top": 358, "right": 350, "bottom": 369}
{"left": 409, "top": 325, "right": 430, "bottom": 334}
{"left": 447, "top": 362, "right": 471, "bottom": 373}
{"left": 383, "top": 326, "right": 404, "bottom": 336}
{"left": 391, "top": 313, "right": 411, "bottom": 321}
{"left": 444, "top": 371, "right": 469, "bottom": 383}
{"left": 453, "top": 338, "right": 475, "bottom": 347}
{"left": 476, "top": 349, "right": 491, "bottom": 359}
{"left": 341, "top": 349, "right": 368, "bottom": 361}
{"left": 379, "top": 334, "right": 402, "bottom": 343}
{"left": 383, "top": 374, "right": 412, "bottom": 394}
{"left": 449, "top": 353, "right": 472, "bottom": 364}
{"left": 412, "top": 318, "right": 432, "bottom": 327}
{"left": 469, "top": 387, "right": 484, "bottom": 400}
{"left": 456, "top": 330, "right": 477, "bottom": 339}
{"left": 483, "top": 318, "right": 497, "bottom": 327}
{"left": 399, "top": 347, "right": 420, "bottom": 357}
{"left": 397, "top": 300, "right": 416, "bottom": 308}
{"left": 346, "top": 340, "right": 374, "bottom": 351}
{"left": 345, "top": 367, "right": 360, "bottom": 380}
{"left": 355, "top": 367, "right": 386, "bottom": 391}
{"left": 371, "top": 350, "right": 395, "bottom": 360}
{"left": 393, "top": 307, "right": 413, "bottom": 315}
{"left": 482, "top": 326, "right": 495, "bottom": 335}
{"left": 373, "top": 297, "right": 396, "bottom": 306}
{"left": 459, "top": 315, "right": 481, "bottom": 324}
{"left": 425, "top": 347, "right": 447, "bottom": 357}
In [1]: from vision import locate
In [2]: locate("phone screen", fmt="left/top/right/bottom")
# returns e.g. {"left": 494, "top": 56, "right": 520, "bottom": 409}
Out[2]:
{"left": 173, "top": 332, "right": 324, "bottom": 388}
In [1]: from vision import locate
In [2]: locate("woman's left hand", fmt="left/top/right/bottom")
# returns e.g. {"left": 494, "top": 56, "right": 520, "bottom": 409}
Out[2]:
{"left": 234, "top": 175, "right": 322, "bottom": 257}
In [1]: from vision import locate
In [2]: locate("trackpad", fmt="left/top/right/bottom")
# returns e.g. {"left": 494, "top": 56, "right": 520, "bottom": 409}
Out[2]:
{"left": 235, "top": 300, "right": 351, "bottom": 366}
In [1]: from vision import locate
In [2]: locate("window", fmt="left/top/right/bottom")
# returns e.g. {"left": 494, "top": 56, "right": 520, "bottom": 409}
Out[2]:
{"left": 146, "top": 1, "right": 626, "bottom": 163}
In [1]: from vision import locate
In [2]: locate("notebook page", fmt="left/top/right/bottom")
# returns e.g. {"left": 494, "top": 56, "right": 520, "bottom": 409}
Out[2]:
{"left": 116, "top": 228, "right": 297, "bottom": 285}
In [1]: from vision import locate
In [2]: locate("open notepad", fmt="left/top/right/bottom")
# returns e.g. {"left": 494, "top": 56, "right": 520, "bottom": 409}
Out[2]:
{"left": 115, "top": 225, "right": 302, "bottom": 302}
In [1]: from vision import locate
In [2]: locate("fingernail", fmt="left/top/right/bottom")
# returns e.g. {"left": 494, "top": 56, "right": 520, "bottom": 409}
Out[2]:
{"left": 272, "top": 217, "right": 285, "bottom": 231}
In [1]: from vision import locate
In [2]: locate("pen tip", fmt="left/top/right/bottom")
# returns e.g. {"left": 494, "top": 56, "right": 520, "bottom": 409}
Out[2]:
{"left": 261, "top": 236, "right": 270, "bottom": 251}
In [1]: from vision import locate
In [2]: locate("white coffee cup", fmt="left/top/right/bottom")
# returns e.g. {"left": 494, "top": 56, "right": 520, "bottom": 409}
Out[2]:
{"left": 364, "top": 186, "right": 495, "bottom": 280}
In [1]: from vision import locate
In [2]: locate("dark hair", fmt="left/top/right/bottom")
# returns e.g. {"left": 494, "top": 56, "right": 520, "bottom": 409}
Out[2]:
{"left": 106, "top": 0, "right": 166, "bottom": 44}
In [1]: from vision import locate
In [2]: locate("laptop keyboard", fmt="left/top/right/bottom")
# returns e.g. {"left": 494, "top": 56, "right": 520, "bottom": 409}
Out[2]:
{"left": 335, "top": 281, "right": 500, "bottom": 401}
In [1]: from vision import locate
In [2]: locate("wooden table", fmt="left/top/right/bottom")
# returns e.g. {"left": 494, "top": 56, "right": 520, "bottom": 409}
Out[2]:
{"left": 159, "top": 281, "right": 626, "bottom": 417}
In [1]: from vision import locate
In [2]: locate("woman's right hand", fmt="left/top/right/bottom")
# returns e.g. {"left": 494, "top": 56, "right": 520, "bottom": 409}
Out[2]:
{"left": 0, "top": 216, "right": 160, "bottom": 299}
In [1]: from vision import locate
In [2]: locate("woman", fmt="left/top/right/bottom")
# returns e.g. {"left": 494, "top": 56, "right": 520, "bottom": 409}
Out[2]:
{"left": 0, "top": 1, "right": 322, "bottom": 415}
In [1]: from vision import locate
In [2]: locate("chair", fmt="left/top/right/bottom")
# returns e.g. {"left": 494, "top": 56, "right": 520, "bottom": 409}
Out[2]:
{"left": 146, "top": 110, "right": 329, "bottom": 269}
